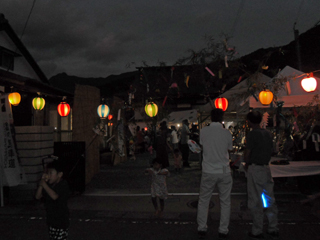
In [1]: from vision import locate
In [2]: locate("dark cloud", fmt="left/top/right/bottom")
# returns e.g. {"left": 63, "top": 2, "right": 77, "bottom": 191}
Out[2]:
{"left": 2, "top": 0, "right": 320, "bottom": 78}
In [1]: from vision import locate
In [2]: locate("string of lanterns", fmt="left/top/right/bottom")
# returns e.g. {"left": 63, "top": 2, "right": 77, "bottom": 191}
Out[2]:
{"left": 6, "top": 72, "right": 318, "bottom": 120}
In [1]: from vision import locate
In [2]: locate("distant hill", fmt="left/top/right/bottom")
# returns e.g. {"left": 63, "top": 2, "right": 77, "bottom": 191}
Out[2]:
{"left": 49, "top": 24, "right": 320, "bottom": 98}
{"left": 49, "top": 71, "right": 137, "bottom": 97}
{"left": 240, "top": 24, "right": 320, "bottom": 77}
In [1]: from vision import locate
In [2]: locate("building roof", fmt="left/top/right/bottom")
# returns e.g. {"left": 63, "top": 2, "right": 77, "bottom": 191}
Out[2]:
{"left": 0, "top": 13, "right": 49, "bottom": 84}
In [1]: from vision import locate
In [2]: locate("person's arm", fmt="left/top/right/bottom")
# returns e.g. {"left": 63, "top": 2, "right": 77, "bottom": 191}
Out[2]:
{"left": 145, "top": 168, "right": 153, "bottom": 175}
{"left": 158, "top": 169, "right": 169, "bottom": 176}
{"left": 39, "top": 180, "right": 59, "bottom": 200}
{"left": 35, "top": 173, "right": 47, "bottom": 200}
{"left": 35, "top": 185, "right": 43, "bottom": 200}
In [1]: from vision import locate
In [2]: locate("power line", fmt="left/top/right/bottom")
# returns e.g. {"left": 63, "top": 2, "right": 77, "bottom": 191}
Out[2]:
{"left": 230, "top": 0, "right": 246, "bottom": 38}
{"left": 20, "top": 0, "right": 37, "bottom": 41}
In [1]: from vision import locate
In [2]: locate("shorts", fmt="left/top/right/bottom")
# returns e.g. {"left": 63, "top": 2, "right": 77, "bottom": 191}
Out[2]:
{"left": 48, "top": 226, "right": 69, "bottom": 240}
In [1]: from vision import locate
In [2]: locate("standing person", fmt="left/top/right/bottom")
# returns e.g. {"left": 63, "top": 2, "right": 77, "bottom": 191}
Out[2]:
{"left": 171, "top": 126, "right": 179, "bottom": 150}
{"left": 136, "top": 126, "right": 145, "bottom": 153}
{"left": 197, "top": 109, "right": 233, "bottom": 239}
{"left": 180, "top": 119, "right": 191, "bottom": 167}
{"left": 145, "top": 158, "right": 170, "bottom": 218}
{"left": 244, "top": 111, "right": 279, "bottom": 239}
{"left": 173, "top": 148, "right": 182, "bottom": 173}
{"left": 155, "top": 121, "right": 172, "bottom": 168}
{"left": 35, "top": 161, "right": 70, "bottom": 240}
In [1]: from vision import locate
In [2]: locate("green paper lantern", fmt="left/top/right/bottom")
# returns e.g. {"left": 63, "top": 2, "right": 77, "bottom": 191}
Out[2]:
{"left": 32, "top": 97, "right": 45, "bottom": 110}
{"left": 145, "top": 102, "right": 158, "bottom": 117}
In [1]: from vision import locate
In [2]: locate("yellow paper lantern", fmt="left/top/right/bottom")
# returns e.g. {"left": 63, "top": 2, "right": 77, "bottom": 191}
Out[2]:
{"left": 259, "top": 90, "right": 273, "bottom": 105}
{"left": 8, "top": 92, "right": 21, "bottom": 106}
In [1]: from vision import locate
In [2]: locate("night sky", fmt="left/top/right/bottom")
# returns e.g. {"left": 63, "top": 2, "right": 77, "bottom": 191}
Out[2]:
{"left": 2, "top": 0, "right": 320, "bottom": 78}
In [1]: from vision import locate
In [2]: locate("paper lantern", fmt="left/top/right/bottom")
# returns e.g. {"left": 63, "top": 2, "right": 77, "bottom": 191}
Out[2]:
{"left": 301, "top": 76, "right": 317, "bottom": 92}
{"left": 8, "top": 92, "right": 21, "bottom": 106}
{"left": 97, "top": 104, "right": 110, "bottom": 119}
{"left": 259, "top": 90, "right": 273, "bottom": 105}
{"left": 107, "top": 114, "right": 113, "bottom": 120}
{"left": 214, "top": 98, "right": 228, "bottom": 111}
{"left": 57, "top": 102, "right": 70, "bottom": 117}
{"left": 145, "top": 102, "right": 158, "bottom": 117}
{"left": 32, "top": 97, "right": 45, "bottom": 110}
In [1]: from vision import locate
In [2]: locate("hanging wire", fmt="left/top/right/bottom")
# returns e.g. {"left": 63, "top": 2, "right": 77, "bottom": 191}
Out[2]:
{"left": 230, "top": 0, "right": 246, "bottom": 38}
{"left": 294, "top": 0, "right": 305, "bottom": 26}
{"left": 20, "top": 0, "right": 37, "bottom": 41}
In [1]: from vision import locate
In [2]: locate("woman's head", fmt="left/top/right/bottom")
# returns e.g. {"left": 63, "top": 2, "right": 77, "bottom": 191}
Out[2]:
{"left": 152, "top": 158, "right": 162, "bottom": 170}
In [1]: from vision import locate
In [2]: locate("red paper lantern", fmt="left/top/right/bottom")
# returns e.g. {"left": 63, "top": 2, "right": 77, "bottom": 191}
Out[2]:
{"left": 108, "top": 114, "right": 113, "bottom": 120}
{"left": 214, "top": 98, "right": 228, "bottom": 111}
{"left": 57, "top": 102, "right": 70, "bottom": 117}
{"left": 301, "top": 74, "right": 317, "bottom": 92}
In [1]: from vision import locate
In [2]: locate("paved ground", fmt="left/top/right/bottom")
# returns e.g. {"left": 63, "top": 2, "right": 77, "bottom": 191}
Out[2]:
{"left": 1, "top": 151, "right": 320, "bottom": 239}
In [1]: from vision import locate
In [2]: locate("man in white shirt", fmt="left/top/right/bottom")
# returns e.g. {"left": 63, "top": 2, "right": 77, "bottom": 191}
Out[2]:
{"left": 197, "top": 109, "right": 233, "bottom": 239}
{"left": 170, "top": 126, "right": 179, "bottom": 150}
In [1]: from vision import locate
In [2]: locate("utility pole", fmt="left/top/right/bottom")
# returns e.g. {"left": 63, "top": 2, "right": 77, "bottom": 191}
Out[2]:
{"left": 293, "top": 22, "right": 302, "bottom": 71}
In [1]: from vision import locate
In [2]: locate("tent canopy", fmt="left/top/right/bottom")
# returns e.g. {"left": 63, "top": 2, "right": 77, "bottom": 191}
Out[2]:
{"left": 165, "top": 109, "right": 198, "bottom": 124}
{"left": 198, "top": 73, "right": 272, "bottom": 121}
{"left": 250, "top": 66, "right": 320, "bottom": 108}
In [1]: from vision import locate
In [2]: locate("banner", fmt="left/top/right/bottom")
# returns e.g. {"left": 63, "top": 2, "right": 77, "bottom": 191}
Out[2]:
{"left": 0, "top": 94, "right": 26, "bottom": 186}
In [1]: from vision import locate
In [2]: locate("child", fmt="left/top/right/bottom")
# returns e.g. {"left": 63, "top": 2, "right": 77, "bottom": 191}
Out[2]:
{"left": 145, "top": 158, "right": 170, "bottom": 218}
{"left": 35, "top": 161, "right": 70, "bottom": 240}
{"left": 129, "top": 137, "right": 136, "bottom": 161}
{"left": 173, "top": 149, "right": 182, "bottom": 173}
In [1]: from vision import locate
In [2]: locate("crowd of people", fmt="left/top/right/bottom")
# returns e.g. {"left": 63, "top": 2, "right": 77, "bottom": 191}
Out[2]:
{"left": 35, "top": 110, "right": 279, "bottom": 240}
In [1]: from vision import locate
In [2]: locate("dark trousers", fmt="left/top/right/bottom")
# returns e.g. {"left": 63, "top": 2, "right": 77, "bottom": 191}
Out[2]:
{"left": 181, "top": 144, "right": 190, "bottom": 166}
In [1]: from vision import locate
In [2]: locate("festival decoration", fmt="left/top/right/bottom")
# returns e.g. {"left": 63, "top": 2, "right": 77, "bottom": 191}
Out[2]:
{"left": 205, "top": 67, "right": 215, "bottom": 77}
{"left": 8, "top": 92, "right": 21, "bottom": 106}
{"left": 108, "top": 114, "right": 113, "bottom": 120}
{"left": 259, "top": 89, "right": 273, "bottom": 105}
{"left": 301, "top": 73, "right": 317, "bottom": 92}
{"left": 214, "top": 97, "right": 228, "bottom": 111}
{"left": 97, "top": 104, "right": 110, "bottom": 119}
{"left": 57, "top": 102, "right": 71, "bottom": 117}
{"left": 185, "top": 75, "right": 190, "bottom": 88}
{"left": 32, "top": 97, "right": 45, "bottom": 110}
{"left": 145, "top": 102, "right": 158, "bottom": 117}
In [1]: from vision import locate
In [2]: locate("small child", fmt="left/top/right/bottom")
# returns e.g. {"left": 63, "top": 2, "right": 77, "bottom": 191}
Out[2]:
{"left": 35, "top": 161, "right": 70, "bottom": 240}
{"left": 173, "top": 149, "right": 182, "bottom": 173}
{"left": 129, "top": 137, "right": 136, "bottom": 161}
{"left": 145, "top": 158, "right": 170, "bottom": 218}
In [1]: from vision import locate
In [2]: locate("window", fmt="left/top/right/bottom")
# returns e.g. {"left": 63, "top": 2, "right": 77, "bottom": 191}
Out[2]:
{"left": 0, "top": 46, "right": 20, "bottom": 71}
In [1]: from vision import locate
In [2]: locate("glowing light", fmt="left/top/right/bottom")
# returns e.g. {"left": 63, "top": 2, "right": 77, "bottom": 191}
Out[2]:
{"left": 301, "top": 75, "right": 317, "bottom": 92}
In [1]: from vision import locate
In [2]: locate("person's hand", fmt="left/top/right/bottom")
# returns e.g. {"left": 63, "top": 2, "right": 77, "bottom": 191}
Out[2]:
{"left": 244, "top": 163, "right": 248, "bottom": 172}
{"left": 39, "top": 179, "right": 48, "bottom": 187}
{"left": 42, "top": 173, "right": 49, "bottom": 182}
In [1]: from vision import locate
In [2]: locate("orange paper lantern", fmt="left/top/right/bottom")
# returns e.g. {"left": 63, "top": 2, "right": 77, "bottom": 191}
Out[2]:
{"left": 214, "top": 97, "right": 228, "bottom": 111}
{"left": 57, "top": 102, "right": 70, "bottom": 117}
{"left": 259, "top": 90, "right": 273, "bottom": 105}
